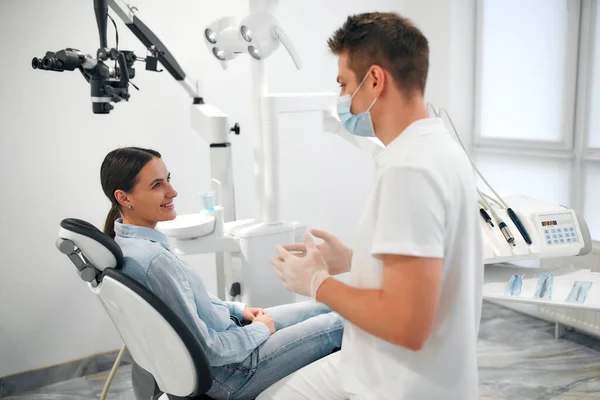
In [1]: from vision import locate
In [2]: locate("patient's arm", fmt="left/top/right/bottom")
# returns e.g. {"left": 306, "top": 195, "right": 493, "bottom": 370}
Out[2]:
{"left": 147, "top": 253, "right": 271, "bottom": 366}
{"left": 223, "top": 300, "right": 246, "bottom": 321}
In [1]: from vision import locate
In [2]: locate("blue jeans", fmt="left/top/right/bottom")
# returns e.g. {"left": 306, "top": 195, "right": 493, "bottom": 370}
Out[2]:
{"left": 206, "top": 301, "right": 344, "bottom": 400}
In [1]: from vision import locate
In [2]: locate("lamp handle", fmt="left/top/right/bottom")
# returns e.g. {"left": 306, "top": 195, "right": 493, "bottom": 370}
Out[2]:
{"left": 274, "top": 25, "right": 302, "bottom": 70}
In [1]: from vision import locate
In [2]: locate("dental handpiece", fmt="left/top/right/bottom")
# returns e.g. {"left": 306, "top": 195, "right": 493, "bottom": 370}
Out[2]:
{"left": 479, "top": 208, "right": 494, "bottom": 227}
{"left": 478, "top": 191, "right": 515, "bottom": 247}
{"left": 507, "top": 208, "right": 532, "bottom": 245}
{"left": 499, "top": 221, "right": 515, "bottom": 246}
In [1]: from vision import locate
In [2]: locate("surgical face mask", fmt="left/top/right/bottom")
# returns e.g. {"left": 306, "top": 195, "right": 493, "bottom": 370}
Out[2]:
{"left": 337, "top": 72, "right": 378, "bottom": 137}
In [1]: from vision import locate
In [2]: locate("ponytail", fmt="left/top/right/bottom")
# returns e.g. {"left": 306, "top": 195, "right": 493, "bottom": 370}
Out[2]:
{"left": 104, "top": 204, "right": 121, "bottom": 239}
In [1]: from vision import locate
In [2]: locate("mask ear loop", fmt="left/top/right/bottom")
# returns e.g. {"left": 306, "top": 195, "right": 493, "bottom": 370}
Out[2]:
{"left": 366, "top": 97, "right": 378, "bottom": 112}
{"left": 351, "top": 69, "right": 379, "bottom": 114}
{"left": 351, "top": 70, "right": 372, "bottom": 99}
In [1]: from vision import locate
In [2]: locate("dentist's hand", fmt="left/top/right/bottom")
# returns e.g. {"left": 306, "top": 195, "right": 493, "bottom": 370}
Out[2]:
{"left": 271, "top": 233, "right": 331, "bottom": 299}
{"left": 282, "top": 229, "right": 353, "bottom": 275}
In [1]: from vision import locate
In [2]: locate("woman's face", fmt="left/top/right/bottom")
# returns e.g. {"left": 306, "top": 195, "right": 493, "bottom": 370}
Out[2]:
{"left": 117, "top": 157, "right": 178, "bottom": 228}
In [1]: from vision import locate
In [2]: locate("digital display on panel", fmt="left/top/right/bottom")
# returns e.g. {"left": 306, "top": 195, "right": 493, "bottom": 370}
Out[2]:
{"left": 541, "top": 220, "right": 557, "bottom": 227}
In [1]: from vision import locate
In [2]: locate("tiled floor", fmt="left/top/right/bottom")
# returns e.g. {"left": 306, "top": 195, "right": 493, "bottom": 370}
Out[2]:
{"left": 2, "top": 364, "right": 135, "bottom": 399}
{"left": 5, "top": 302, "right": 600, "bottom": 399}
{"left": 478, "top": 304, "right": 600, "bottom": 399}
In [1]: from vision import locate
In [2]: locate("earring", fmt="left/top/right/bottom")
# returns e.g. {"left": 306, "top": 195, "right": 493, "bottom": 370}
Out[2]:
{"left": 128, "top": 205, "right": 132, "bottom": 210}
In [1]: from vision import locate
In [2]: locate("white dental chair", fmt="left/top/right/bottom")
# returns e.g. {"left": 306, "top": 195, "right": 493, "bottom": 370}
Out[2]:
{"left": 55, "top": 218, "right": 215, "bottom": 400}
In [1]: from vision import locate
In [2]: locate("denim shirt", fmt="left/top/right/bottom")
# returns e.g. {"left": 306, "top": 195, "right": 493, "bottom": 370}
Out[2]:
{"left": 113, "top": 220, "right": 271, "bottom": 366}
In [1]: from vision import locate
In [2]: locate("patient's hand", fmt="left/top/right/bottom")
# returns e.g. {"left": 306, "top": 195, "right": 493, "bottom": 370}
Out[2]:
{"left": 253, "top": 310, "right": 276, "bottom": 334}
{"left": 242, "top": 306, "right": 264, "bottom": 322}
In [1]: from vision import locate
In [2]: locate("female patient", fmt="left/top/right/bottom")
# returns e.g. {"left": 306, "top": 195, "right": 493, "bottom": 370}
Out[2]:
{"left": 100, "top": 147, "right": 343, "bottom": 400}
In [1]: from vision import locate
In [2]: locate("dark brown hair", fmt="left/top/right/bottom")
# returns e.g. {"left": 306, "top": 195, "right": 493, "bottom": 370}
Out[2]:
{"left": 328, "top": 12, "right": 429, "bottom": 97}
{"left": 100, "top": 147, "right": 161, "bottom": 238}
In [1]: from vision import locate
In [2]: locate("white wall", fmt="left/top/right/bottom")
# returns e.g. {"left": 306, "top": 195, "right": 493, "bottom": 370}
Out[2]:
{"left": 403, "top": 0, "right": 476, "bottom": 151}
{"left": 0, "top": 0, "right": 475, "bottom": 377}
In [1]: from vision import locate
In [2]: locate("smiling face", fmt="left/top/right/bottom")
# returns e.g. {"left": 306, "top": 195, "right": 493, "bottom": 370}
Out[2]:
{"left": 115, "top": 157, "right": 178, "bottom": 229}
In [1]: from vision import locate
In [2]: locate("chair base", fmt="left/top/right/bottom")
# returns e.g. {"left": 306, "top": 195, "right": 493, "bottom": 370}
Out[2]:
{"left": 132, "top": 362, "right": 214, "bottom": 400}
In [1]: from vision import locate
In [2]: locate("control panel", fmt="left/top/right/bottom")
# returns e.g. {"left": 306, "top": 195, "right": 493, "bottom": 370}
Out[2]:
{"left": 539, "top": 213, "right": 579, "bottom": 246}
{"left": 483, "top": 194, "right": 590, "bottom": 265}
{"left": 533, "top": 210, "right": 584, "bottom": 258}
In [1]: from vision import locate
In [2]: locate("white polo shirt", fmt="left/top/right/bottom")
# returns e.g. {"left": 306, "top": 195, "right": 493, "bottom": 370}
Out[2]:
{"left": 339, "top": 117, "right": 484, "bottom": 399}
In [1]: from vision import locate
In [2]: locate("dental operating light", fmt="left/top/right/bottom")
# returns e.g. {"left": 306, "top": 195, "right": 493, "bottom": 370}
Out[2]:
{"left": 203, "top": 16, "right": 248, "bottom": 70}
{"left": 239, "top": 12, "right": 301, "bottom": 68}
{"left": 204, "top": 11, "right": 302, "bottom": 69}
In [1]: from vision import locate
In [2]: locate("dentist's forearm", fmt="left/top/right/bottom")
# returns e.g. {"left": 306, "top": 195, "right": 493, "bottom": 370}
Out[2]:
{"left": 316, "top": 278, "right": 389, "bottom": 338}
{"left": 316, "top": 277, "right": 426, "bottom": 351}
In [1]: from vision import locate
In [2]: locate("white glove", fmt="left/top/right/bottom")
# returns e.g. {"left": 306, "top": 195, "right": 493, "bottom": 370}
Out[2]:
{"left": 271, "top": 233, "right": 331, "bottom": 299}
{"left": 281, "top": 229, "right": 352, "bottom": 275}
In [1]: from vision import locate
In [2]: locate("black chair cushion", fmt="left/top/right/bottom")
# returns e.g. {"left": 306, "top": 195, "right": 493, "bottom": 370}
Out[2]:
{"left": 61, "top": 218, "right": 124, "bottom": 269}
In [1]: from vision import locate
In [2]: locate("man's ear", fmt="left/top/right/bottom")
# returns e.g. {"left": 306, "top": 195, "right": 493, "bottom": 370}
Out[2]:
{"left": 370, "top": 65, "right": 386, "bottom": 98}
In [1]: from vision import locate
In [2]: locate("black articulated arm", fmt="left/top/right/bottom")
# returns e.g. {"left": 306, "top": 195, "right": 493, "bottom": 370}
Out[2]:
{"left": 31, "top": 0, "right": 199, "bottom": 114}
{"left": 94, "top": 0, "right": 109, "bottom": 49}
{"left": 125, "top": 16, "right": 186, "bottom": 81}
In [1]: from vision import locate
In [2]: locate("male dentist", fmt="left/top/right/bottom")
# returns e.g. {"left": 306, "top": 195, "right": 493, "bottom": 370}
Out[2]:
{"left": 261, "top": 11, "right": 484, "bottom": 400}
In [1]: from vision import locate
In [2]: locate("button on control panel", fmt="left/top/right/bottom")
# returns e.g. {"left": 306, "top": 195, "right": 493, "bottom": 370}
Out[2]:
{"left": 542, "top": 214, "right": 578, "bottom": 247}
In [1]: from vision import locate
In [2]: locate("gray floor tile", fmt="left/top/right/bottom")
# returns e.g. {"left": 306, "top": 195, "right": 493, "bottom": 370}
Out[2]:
{"left": 6, "top": 302, "right": 600, "bottom": 400}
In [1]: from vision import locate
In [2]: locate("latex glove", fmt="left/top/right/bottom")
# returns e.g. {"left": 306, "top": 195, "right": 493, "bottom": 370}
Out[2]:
{"left": 242, "top": 307, "right": 264, "bottom": 322}
{"left": 282, "top": 229, "right": 353, "bottom": 275}
{"left": 271, "top": 233, "right": 331, "bottom": 299}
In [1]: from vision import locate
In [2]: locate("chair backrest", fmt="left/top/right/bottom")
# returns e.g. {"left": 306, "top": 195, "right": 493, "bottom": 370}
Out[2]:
{"left": 56, "top": 218, "right": 213, "bottom": 397}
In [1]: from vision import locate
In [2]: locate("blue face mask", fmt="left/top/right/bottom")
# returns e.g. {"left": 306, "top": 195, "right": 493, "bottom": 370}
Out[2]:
{"left": 337, "top": 72, "right": 378, "bottom": 137}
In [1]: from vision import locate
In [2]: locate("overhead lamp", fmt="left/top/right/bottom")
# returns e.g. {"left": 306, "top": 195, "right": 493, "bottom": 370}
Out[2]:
{"left": 238, "top": 12, "right": 302, "bottom": 69}
{"left": 203, "top": 10, "right": 302, "bottom": 70}
{"left": 203, "top": 16, "right": 247, "bottom": 69}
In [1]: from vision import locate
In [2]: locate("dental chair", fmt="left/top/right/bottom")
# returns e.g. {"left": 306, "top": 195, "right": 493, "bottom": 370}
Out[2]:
{"left": 55, "top": 218, "right": 215, "bottom": 400}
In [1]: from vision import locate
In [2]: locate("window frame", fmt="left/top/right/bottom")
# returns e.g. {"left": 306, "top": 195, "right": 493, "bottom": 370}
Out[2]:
{"left": 474, "top": 0, "right": 600, "bottom": 226}
{"left": 473, "top": 0, "right": 583, "bottom": 152}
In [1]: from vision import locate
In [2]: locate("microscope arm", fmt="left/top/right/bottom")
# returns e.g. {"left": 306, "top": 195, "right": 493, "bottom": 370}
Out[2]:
{"left": 107, "top": 0, "right": 201, "bottom": 99}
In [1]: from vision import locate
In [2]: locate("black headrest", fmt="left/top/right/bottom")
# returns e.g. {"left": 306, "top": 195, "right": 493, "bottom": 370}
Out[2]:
{"left": 60, "top": 218, "right": 124, "bottom": 268}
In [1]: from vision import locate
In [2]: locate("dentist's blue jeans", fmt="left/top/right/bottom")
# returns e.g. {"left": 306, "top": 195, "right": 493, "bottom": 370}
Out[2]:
{"left": 206, "top": 301, "right": 344, "bottom": 400}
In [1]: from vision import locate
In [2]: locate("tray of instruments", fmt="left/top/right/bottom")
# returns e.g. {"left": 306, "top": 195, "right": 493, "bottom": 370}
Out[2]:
{"left": 483, "top": 264, "right": 600, "bottom": 311}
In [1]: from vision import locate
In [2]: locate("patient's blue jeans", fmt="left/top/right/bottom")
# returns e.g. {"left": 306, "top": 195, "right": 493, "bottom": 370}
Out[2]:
{"left": 206, "top": 301, "right": 344, "bottom": 400}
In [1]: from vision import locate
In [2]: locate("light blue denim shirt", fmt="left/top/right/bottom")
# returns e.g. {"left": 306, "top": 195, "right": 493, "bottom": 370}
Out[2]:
{"left": 113, "top": 220, "right": 271, "bottom": 366}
